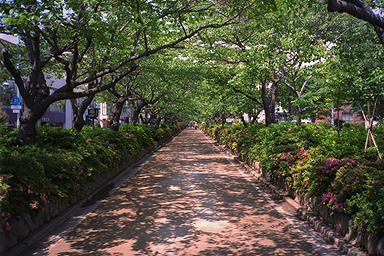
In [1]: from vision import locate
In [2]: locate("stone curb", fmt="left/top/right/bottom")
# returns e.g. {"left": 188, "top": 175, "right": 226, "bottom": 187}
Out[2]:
{"left": 206, "top": 132, "right": 368, "bottom": 256}
{"left": 4, "top": 130, "right": 182, "bottom": 256}
{"left": 296, "top": 208, "right": 367, "bottom": 256}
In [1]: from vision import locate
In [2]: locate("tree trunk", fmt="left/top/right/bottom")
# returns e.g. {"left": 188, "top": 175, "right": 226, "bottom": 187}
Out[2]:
{"left": 71, "top": 94, "right": 95, "bottom": 131}
{"left": 296, "top": 116, "right": 302, "bottom": 126}
{"left": 249, "top": 111, "right": 260, "bottom": 124}
{"left": 288, "top": 91, "right": 295, "bottom": 121}
{"left": 336, "top": 99, "right": 341, "bottom": 136}
{"left": 263, "top": 95, "right": 277, "bottom": 126}
{"left": 296, "top": 106, "right": 303, "bottom": 126}
{"left": 310, "top": 113, "right": 316, "bottom": 123}
{"left": 148, "top": 114, "right": 158, "bottom": 126}
{"left": 265, "top": 107, "right": 275, "bottom": 126}
{"left": 132, "top": 101, "right": 146, "bottom": 125}
{"left": 261, "top": 76, "right": 278, "bottom": 126}
{"left": 221, "top": 113, "right": 226, "bottom": 124}
{"left": 132, "top": 109, "right": 140, "bottom": 125}
{"left": 140, "top": 114, "right": 148, "bottom": 124}
{"left": 240, "top": 114, "right": 248, "bottom": 127}
{"left": 155, "top": 117, "right": 162, "bottom": 127}
{"left": 15, "top": 105, "right": 46, "bottom": 145}
{"left": 109, "top": 97, "right": 126, "bottom": 131}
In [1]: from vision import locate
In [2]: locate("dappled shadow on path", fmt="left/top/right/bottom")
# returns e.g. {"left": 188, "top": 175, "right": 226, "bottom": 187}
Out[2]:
{"left": 33, "top": 129, "right": 320, "bottom": 256}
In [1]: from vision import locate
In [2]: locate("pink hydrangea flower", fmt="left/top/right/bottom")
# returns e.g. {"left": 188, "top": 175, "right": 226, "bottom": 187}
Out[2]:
{"left": 322, "top": 192, "right": 333, "bottom": 202}
{"left": 30, "top": 201, "right": 38, "bottom": 209}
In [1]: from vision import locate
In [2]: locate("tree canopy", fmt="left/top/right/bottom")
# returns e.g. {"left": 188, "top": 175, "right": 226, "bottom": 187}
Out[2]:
{"left": 1, "top": 0, "right": 383, "bottom": 144}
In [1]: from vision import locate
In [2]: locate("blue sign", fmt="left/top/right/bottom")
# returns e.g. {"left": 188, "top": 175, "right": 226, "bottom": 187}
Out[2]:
{"left": 11, "top": 97, "right": 21, "bottom": 105}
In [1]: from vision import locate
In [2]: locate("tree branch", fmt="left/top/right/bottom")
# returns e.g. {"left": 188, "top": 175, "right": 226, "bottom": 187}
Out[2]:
{"left": 327, "top": 0, "right": 384, "bottom": 29}
{"left": 178, "top": 13, "right": 188, "bottom": 37}
{"left": 73, "top": 18, "right": 238, "bottom": 87}
{"left": 108, "top": 87, "right": 122, "bottom": 99}
{"left": 232, "top": 86, "right": 262, "bottom": 106}
{"left": 54, "top": 64, "right": 138, "bottom": 100}
{"left": 0, "top": 41, "right": 32, "bottom": 106}
{"left": 299, "top": 75, "right": 313, "bottom": 96}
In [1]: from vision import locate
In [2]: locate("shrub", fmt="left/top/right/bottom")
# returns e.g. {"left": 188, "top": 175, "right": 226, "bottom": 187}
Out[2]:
{"left": 36, "top": 126, "right": 83, "bottom": 151}
{"left": 202, "top": 121, "right": 384, "bottom": 235}
{"left": 0, "top": 123, "right": 179, "bottom": 233}
{"left": 119, "top": 124, "right": 155, "bottom": 150}
{"left": 0, "top": 124, "right": 17, "bottom": 147}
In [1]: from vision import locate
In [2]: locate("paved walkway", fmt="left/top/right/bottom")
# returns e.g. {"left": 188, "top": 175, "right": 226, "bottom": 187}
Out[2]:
{"left": 30, "top": 129, "right": 342, "bottom": 256}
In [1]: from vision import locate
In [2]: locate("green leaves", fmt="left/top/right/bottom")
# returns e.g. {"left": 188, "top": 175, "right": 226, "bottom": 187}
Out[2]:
{"left": 0, "top": 123, "right": 181, "bottom": 222}
{"left": 203, "top": 121, "right": 384, "bottom": 234}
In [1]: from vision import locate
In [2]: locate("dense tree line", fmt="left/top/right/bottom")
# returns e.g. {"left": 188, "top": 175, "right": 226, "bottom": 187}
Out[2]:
{"left": 1, "top": 0, "right": 384, "bottom": 145}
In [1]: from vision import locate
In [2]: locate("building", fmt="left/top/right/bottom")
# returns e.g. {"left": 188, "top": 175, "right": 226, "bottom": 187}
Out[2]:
{"left": 321, "top": 105, "right": 364, "bottom": 125}
{"left": 1, "top": 78, "right": 73, "bottom": 128}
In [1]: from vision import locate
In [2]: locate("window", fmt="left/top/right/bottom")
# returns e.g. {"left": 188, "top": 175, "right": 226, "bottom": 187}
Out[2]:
{"left": 101, "top": 103, "right": 107, "bottom": 116}
{"left": 342, "top": 113, "right": 353, "bottom": 121}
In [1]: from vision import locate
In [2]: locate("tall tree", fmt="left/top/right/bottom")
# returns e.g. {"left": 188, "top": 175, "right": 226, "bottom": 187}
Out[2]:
{"left": 0, "top": 0, "right": 249, "bottom": 144}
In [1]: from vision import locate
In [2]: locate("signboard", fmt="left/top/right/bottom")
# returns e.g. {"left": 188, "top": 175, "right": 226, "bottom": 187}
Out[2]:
{"left": 87, "top": 108, "right": 99, "bottom": 129}
{"left": 10, "top": 105, "right": 22, "bottom": 110}
{"left": 12, "top": 110, "right": 20, "bottom": 113}
{"left": 11, "top": 97, "right": 21, "bottom": 105}
{"left": 88, "top": 108, "right": 99, "bottom": 118}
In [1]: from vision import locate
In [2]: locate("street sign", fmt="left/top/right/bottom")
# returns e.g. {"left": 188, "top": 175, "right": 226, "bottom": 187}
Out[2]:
{"left": 12, "top": 110, "right": 20, "bottom": 113}
{"left": 11, "top": 97, "right": 21, "bottom": 105}
{"left": 10, "top": 105, "right": 22, "bottom": 110}
{"left": 88, "top": 108, "right": 99, "bottom": 118}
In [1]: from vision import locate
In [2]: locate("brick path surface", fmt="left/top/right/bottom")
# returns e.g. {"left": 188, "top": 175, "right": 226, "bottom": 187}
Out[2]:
{"left": 29, "top": 129, "right": 343, "bottom": 256}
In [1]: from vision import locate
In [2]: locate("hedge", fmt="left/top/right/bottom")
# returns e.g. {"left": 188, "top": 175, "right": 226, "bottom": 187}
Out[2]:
{"left": 201, "top": 121, "right": 384, "bottom": 236}
{"left": 0, "top": 123, "right": 183, "bottom": 235}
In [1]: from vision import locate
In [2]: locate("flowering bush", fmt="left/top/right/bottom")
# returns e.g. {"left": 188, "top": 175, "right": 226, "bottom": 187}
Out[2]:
{"left": 201, "top": 122, "right": 384, "bottom": 235}
{"left": 0, "top": 174, "right": 11, "bottom": 232}
{"left": 344, "top": 163, "right": 384, "bottom": 233}
{"left": 0, "top": 123, "right": 182, "bottom": 233}
{"left": 321, "top": 159, "right": 361, "bottom": 212}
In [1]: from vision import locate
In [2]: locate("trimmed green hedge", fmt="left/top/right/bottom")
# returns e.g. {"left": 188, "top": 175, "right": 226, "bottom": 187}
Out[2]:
{"left": 201, "top": 121, "right": 384, "bottom": 235}
{"left": 0, "top": 123, "right": 183, "bottom": 233}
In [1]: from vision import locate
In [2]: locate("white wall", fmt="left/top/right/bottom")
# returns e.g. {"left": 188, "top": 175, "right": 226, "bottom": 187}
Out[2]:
{"left": 64, "top": 100, "right": 73, "bottom": 129}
